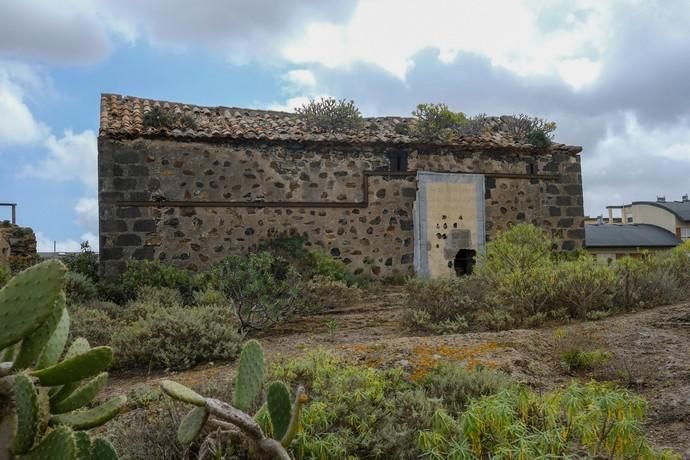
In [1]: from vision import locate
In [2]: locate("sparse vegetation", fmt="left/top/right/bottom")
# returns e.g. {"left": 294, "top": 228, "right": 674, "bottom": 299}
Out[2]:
{"left": 411, "top": 103, "right": 490, "bottom": 140}
{"left": 296, "top": 97, "right": 364, "bottom": 132}
{"left": 503, "top": 113, "right": 557, "bottom": 147}
{"left": 404, "top": 223, "right": 690, "bottom": 333}
{"left": 143, "top": 106, "right": 197, "bottom": 130}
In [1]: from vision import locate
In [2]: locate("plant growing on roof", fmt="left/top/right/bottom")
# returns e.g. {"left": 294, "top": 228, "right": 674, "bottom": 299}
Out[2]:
{"left": 160, "top": 339, "right": 308, "bottom": 460}
{"left": 296, "top": 97, "right": 364, "bottom": 132}
{"left": 143, "top": 106, "right": 197, "bottom": 130}
{"left": 411, "top": 103, "right": 489, "bottom": 140}
{"left": 502, "top": 113, "right": 557, "bottom": 147}
{"left": 0, "top": 260, "right": 126, "bottom": 460}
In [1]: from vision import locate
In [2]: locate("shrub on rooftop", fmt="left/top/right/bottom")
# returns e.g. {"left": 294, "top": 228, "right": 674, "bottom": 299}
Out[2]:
{"left": 296, "top": 97, "right": 364, "bottom": 132}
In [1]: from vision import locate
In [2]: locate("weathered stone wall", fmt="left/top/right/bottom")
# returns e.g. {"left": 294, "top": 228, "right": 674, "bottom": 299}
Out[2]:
{"left": 0, "top": 222, "right": 38, "bottom": 270}
{"left": 98, "top": 138, "right": 584, "bottom": 278}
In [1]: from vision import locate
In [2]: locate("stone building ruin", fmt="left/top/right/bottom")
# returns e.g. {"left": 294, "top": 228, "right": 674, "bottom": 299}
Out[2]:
{"left": 98, "top": 94, "right": 585, "bottom": 279}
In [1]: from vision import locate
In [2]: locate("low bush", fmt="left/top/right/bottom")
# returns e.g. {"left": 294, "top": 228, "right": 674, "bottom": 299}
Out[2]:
{"left": 61, "top": 241, "right": 99, "bottom": 281}
{"left": 0, "top": 264, "right": 9, "bottom": 288}
{"left": 561, "top": 348, "right": 612, "bottom": 373}
{"left": 296, "top": 97, "right": 364, "bottom": 132}
{"left": 403, "top": 276, "right": 486, "bottom": 333}
{"left": 212, "top": 252, "right": 301, "bottom": 333}
{"left": 421, "top": 363, "right": 514, "bottom": 416}
{"left": 299, "top": 276, "right": 362, "bottom": 311}
{"left": 423, "top": 381, "right": 679, "bottom": 459}
{"left": 404, "top": 224, "right": 690, "bottom": 335}
{"left": 64, "top": 271, "right": 98, "bottom": 305}
{"left": 120, "top": 260, "right": 205, "bottom": 304}
{"left": 69, "top": 306, "right": 117, "bottom": 346}
{"left": 112, "top": 303, "right": 241, "bottom": 371}
{"left": 271, "top": 351, "right": 435, "bottom": 459}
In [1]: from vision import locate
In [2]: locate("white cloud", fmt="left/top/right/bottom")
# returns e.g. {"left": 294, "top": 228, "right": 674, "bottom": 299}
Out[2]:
{"left": 266, "top": 94, "right": 332, "bottom": 113}
{"left": 283, "top": 0, "right": 609, "bottom": 87}
{"left": 36, "top": 231, "right": 98, "bottom": 253}
{"left": 0, "top": 63, "right": 49, "bottom": 146}
{"left": 284, "top": 69, "right": 317, "bottom": 88}
{"left": 23, "top": 129, "right": 98, "bottom": 189}
{"left": 75, "top": 197, "right": 98, "bottom": 233}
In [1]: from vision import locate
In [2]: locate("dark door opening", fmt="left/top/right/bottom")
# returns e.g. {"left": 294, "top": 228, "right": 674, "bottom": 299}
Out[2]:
{"left": 454, "top": 249, "right": 476, "bottom": 276}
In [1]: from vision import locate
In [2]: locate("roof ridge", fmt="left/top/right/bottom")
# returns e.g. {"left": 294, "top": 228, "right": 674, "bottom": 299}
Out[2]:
{"left": 98, "top": 93, "right": 584, "bottom": 154}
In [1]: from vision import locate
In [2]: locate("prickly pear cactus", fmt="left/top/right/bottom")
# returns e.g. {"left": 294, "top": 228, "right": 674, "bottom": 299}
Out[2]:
{"left": 161, "top": 339, "right": 308, "bottom": 460}
{"left": 234, "top": 339, "right": 265, "bottom": 412}
{"left": 0, "top": 261, "right": 125, "bottom": 460}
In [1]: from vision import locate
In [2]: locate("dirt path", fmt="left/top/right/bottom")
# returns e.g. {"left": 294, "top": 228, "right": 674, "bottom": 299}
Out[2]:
{"left": 107, "top": 289, "right": 690, "bottom": 456}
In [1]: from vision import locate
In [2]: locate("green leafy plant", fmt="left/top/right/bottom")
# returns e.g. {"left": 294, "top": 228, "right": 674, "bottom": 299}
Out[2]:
{"left": 296, "top": 97, "right": 364, "bottom": 132}
{"left": 62, "top": 241, "right": 99, "bottom": 282}
{"left": 0, "top": 264, "right": 8, "bottom": 288}
{"left": 0, "top": 260, "right": 125, "bottom": 460}
{"left": 212, "top": 252, "right": 301, "bottom": 333}
{"left": 502, "top": 113, "right": 557, "bottom": 147}
{"left": 160, "top": 340, "right": 308, "bottom": 460}
{"left": 411, "top": 103, "right": 469, "bottom": 140}
{"left": 143, "top": 106, "right": 197, "bottom": 130}
{"left": 419, "top": 381, "right": 679, "bottom": 459}
{"left": 64, "top": 272, "right": 98, "bottom": 305}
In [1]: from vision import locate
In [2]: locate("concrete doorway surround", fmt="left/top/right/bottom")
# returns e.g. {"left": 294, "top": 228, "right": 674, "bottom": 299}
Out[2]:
{"left": 413, "top": 172, "right": 485, "bottom": 277}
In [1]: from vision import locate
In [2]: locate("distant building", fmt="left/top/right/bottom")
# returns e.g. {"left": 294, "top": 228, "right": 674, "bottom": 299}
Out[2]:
{"left": 585, "top": 195, "right": 689, "bottom": 261}
{"left": 97, "top": 94, "right": 586, "bottom": 279}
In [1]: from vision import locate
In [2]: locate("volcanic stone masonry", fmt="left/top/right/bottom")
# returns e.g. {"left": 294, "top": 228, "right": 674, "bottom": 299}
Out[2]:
{"left": 98, "top": 94, "right": 585, "bottom": 279}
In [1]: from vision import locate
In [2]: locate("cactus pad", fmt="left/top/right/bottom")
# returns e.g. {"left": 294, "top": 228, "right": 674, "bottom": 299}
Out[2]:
{"left": 35, "top": 307, "right": 71, "bottom": 369}
{"left": 234, "top": 339, "right": 265, "bottom": 412}
{"left": 21, "top": 425, "right": 76, "bottom": 460}
{"left": 160, "top": 380, "right": 206, "bottom": 406}
{"left": 13, "top": 295, "right": 65, "bottom": 370}
{"left": 10, "top": 373, "right": 39, "bottom": 455}
{"left": 90, "top": 437, "right": 119, "bottom": 460}
{"left": 281, "top": 386, "right": 308, "bottom": 448}
{"left": 74, "top": 431, "right": 91, "bottom": 460}
{"left": 0, "top": 260, "right": 66, "bottom": 350}
{"left": 31, "top": 346, "right": 113, "bottom": 386}
{"left": 50, "top": 394, "right": 126, "bottom": 430}
{"left": 267, "top": 381, "right": 291, "bottom": 441}
{"left": 177, "top": 406, "right": 209, "bottom": 445}
{"left": 51, "top": 372, "right": 109, "bottom": 414}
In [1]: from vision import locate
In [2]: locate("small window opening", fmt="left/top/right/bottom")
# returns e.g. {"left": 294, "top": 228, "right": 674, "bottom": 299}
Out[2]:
{"left": 454, "top": 249, "right": 476, "bottom": 276}
{"left": 526, "top": 162, "right": 537, "bottom": 175}
{"left": 387, "top": 151, "right": 408, "bottom": 172}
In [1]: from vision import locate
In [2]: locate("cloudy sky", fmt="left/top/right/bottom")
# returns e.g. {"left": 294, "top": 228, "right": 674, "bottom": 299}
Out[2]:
{"left": 1, "top": 0, "right": 689, "bottom": 251}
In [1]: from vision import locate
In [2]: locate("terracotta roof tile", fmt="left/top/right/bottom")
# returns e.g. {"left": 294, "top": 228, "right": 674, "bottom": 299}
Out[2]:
{"left": 99, "top": 94, "right": 583, "bottom": 154}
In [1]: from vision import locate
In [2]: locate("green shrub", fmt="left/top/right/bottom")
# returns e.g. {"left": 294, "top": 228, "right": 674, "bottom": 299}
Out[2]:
{"left": 64, "top": 271, "right": 98, "bottom": 305}
{"left": 614, "top": 254, "right": 685, "bottom": 310}
{"left": 309, "top": 249, "right": 350, "bottom": 283}
{"left": 143, "top": 106, "right": 197, "bottom": 129}
{"left": 403, "top": 276, "right": 485, "bottom": 333}
{"left": 0, "top": 264, "right": 9, "bottom": 288}
{"left": 477, "top": 223, "right": 554, "bottom": 277}
{"left": 212, "top": 252, "right": 301, "bottom": 333}
{"left": 502, "top": 113, "right": 557, "bottom": 147}
{"left": 552, "top": 255, "right": 615, "bottom": 319}
{"left": 296, "top": 97, "right": 364, "bottom": 132}
{"left": 421, "top": 363, "right": 514, "bottom": 416}
{"left": 299, "top": 275, "right": 362, "bottom": 311}
{"left": 112, "top": 304, "right": 242, "bottom": 370}
{"left": 120, "top": 260, "right": 205, "bottom": 304}
{"left": 271, "top": 351, "right": 436, "bottom": 459}
{"left": 69, "top": 306, "right": 117, "bottom": 346}
{"left": 419, "top": 381, "right": 678, "bottom": 459}
{"left": 561, "top": 349, "right": 612, "bottom": 373}
{"left": 412, "top": 103, "right": 469, "bottom": 140}
{"left": 61, "top": 241, "right": 99, "bottom": 281}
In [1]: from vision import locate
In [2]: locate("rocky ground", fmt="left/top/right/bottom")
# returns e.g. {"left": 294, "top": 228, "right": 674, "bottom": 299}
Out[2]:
{"left": 108, "top": 287, "right": 690, "bottom": 456}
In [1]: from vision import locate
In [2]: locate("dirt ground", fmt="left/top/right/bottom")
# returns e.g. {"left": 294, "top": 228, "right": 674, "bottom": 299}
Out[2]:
{"left": 108, "top": 287, "right": 690, "bottom": 457}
